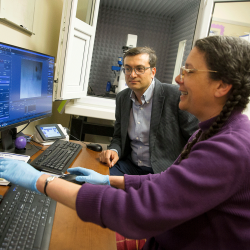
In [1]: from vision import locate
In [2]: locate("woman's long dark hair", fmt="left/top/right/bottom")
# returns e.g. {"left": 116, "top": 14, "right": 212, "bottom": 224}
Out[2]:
{"left": 179, "top": 36, "right": 250, "bottom": 162}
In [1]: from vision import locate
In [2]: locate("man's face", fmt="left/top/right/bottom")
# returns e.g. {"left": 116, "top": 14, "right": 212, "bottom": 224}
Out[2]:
{"left": 124, "top": 54, "right": 156, "bottom": 95}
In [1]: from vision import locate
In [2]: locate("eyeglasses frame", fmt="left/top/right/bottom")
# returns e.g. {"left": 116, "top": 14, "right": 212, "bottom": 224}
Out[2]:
{"left": 122, "top": 66, "right": 152, "bottom": 75}
{"left": 180, "top": 66, "right": 217, "bottom": 80}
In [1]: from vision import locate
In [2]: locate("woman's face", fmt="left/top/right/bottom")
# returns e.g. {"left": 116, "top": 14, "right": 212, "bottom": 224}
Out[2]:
{"left": 175, "top": 47, "right": 225, "bottom": 122}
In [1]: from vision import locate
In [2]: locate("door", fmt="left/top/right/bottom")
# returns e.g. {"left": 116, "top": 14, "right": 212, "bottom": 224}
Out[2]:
{"left": 53, "top": 0, "right": 100, "bottom": 100}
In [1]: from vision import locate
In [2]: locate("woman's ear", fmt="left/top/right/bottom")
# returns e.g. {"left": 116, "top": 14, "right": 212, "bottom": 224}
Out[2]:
{"left": 214, "top": 81, "right": 232, "bottom": 98}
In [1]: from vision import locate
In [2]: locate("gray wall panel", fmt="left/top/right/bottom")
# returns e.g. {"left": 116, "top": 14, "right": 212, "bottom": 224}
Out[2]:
{"left": 164, "top": 0, "right": 201, "bottom": 83}
{"left": 88, "top": 0, "right": 200, "bottom": 96}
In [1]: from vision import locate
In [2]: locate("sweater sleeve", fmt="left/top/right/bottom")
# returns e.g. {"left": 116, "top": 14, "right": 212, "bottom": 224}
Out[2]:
{"left": 76, "top": 132, "right": 250, "bottom": 239}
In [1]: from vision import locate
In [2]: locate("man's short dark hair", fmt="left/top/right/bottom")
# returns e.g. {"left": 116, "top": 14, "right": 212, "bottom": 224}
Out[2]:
{"left": 123, "top": 47, "right": 157, "bottom": 68}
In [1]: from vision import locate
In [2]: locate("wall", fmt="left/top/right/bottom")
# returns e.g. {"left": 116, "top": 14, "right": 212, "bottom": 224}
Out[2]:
{"left": 209, "top": 1, "right": 250, "bottom": 119}
{"left": 0, "top": 0, "right": 70, "bottom": 136}
{"left": 88, "top": 0, "right": 200, "bottom": 96}
{"left": 164, "top": 0, "right": 200, "bottom": 84}
{"left": 213, "top": 2, "right": 250, "bottom": 24}
{"left": 211, "top": 21, "right": 250, "bottom": 37}
{"left": 210, "top": 2, "right": 250, "bottom": 38}
{"left": 88, "top": 6, "right": 172, "bottom": 96}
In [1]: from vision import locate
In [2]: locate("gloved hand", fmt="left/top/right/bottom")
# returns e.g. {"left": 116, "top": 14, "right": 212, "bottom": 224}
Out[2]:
{"left": 0, "top": 158, "right": 43, "bottom": 193}
{"left": 67, "top": 167, "right": 110, "bottom": 185}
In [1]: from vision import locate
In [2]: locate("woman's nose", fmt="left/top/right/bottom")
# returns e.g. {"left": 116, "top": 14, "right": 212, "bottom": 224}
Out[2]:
{"left": 175, "top": 74, "right": 183, "bottom": 85}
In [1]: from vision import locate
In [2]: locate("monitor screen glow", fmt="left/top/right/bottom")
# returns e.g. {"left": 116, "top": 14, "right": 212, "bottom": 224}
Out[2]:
{"left": 0, "top": 42, "right": 54, "bottom": 131}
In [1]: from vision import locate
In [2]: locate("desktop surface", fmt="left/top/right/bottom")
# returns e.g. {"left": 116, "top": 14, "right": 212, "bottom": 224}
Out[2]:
{"left": 0, "top": 141, "right": 116, "bottom": 250}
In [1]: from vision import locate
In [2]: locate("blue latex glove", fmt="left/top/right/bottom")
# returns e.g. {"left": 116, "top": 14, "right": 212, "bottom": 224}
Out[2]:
{"left": 67, "top": 167, "right": 110, "bottom": 185}
{"left": 0, "top": 158, "right": 43, "bottom": 193}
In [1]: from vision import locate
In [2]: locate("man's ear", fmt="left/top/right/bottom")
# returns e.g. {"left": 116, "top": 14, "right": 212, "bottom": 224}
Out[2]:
{"left": 214, "top": 81, "right": 232, "bottom": 98}
{"left": 151, "top": 67, "right": 156, "bottom": 78}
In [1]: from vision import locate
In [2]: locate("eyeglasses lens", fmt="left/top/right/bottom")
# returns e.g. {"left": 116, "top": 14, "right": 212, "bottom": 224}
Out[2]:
{"left": 123, "top": 67, "right": 145, "bottom": 75}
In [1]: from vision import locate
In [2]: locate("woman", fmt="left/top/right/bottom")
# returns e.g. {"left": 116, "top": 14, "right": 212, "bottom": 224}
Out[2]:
{"left": 1, "top": 36, "right": 250, "bottom": 249}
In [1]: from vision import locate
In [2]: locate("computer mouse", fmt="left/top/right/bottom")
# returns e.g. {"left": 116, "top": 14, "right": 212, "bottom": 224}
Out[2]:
{"left": 58, "top": 174, "right": 84, "bottom": 185}
{"left": 86, "top": 143, "right": 102, "bottom": 152}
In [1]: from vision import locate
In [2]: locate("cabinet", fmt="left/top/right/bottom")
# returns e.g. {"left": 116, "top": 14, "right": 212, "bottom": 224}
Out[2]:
{"left": 53, "top": 0, "right": 100, "bottom": 100}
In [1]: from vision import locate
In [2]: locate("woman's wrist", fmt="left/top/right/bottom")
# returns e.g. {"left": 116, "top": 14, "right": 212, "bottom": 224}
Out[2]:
{"left": 36, "top": 174, "right": 51, "bottom": 194}
{"left": 35, "top": 173, "right": 81, "bottom": 210}
{"left": 109, "top": 176, "right": 125, "bottom": 190}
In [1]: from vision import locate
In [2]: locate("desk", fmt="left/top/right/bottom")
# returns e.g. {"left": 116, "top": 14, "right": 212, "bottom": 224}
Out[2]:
{"left": 0, "top": 141, "right": 117, "bottom": 250}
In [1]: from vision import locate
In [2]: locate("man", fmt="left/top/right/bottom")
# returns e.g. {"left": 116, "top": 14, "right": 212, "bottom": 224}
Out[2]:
{"left": 99, "top": 47, "right": 198, "bottom": 175}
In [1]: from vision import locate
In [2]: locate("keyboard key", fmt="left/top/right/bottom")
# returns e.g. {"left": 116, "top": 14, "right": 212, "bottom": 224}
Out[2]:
{"left": 30, "top": 139, "right": 82, "bottom": 174}
{"left": 0, "top": 185, "right": 56, "bottom": 250}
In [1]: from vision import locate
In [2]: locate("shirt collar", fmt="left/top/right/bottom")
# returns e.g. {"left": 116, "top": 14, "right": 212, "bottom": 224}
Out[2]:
{"left": 130, "top": 78, "right": 155, "bottom": 105}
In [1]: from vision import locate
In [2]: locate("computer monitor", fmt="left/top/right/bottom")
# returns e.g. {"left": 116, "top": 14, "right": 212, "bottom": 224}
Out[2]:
{"left": 0, "top": 42, "right": 54, "bottom": 154}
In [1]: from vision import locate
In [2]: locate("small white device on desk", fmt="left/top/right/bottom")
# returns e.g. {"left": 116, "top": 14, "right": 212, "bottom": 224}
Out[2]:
{"left": 33, "top": 124, "right": 69, "bottom": 146}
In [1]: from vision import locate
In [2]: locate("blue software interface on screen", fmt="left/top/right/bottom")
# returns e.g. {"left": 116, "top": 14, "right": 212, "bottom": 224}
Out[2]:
{"left": 0, "top": 43, "right": 54, "bottom": 129}
{"left": 40, "top": 126, "right": 60, "bottom": 138}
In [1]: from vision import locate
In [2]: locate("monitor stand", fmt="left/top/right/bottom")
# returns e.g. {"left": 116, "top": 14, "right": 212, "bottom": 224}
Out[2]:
{"left": 0, "top": 129, "right": 41, "bottom": 157}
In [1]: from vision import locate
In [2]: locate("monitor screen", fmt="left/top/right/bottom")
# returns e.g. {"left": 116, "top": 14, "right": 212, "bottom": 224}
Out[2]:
{"left": 0, "top": 42, "right": 54, "bottom": 130}
{"left": 0, "top": 42, "right": 54, "bottom": 153}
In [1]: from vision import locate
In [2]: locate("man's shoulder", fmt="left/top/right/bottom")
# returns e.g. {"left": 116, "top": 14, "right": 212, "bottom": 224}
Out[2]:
{"left": 116, "top": 87, "right": 131, "bottom": 99}
{"left": 154, "top": 78, "right": 179, "bottom": 97}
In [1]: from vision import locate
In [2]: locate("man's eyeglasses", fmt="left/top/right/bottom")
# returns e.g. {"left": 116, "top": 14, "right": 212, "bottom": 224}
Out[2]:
{"left": 180, "top": 66, "right": 217, "bottom": 80}
{"left": 122, "top": 66, "right": 151, "bottom": 75}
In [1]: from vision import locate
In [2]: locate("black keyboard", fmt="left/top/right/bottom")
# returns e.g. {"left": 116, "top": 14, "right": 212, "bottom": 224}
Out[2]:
{"left": 0, "top": 184, "right": 57, "bottom": 250}
{"left": 30, "top": 140, "right": 82, "bottom": 175}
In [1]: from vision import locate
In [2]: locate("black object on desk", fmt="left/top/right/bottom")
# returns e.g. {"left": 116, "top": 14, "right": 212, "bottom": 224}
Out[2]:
{"left": 30, "top": 139, "right": 82, "bottom": 175}
{"left": 59, "top": 174, "right": 84, "bottom": 185}
{"left": 86, "top": 143, "right": 102, "bottom": 152}
{"left": 0, "top": 184, "right": 57, "bottom": 249}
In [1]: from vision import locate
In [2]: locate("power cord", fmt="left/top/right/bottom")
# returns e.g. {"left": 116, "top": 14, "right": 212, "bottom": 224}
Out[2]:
{"left": 67, "top": 132, "right": 88, "bottom": 146}
{"left": 28, "top": 140, "right": 44, "bottom": 151}
{"left": 17, "top": 122, "right": 30, "bottom": 135}
{"left": 66, "top": 130, "right": 103, "bottom": 152}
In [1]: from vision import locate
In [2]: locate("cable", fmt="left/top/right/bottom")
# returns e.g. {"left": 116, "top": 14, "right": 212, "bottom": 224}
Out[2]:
{"left": 62, "top": 126, "right": 87, "bottom": 146}
{"left": 17, "top": 122, "right": 30, "bottom": 135}
{"left": 68, "top": 133, "right": 87, "bottom": 146}
{"left": 29, "top": 140, "right": 44, "bottom": 151}
{"left": 68, "top": 115, "right": 72, "bottom": 131}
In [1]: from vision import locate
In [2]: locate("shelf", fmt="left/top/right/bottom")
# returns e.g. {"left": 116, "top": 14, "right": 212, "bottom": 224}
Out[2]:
{"left": 0, "top": 18, "right": 35, "bottom": 35}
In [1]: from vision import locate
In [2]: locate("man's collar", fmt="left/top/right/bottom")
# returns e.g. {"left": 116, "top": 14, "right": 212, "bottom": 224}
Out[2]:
{"left": 130, "top": 78, "right": 155, "bottom": 104}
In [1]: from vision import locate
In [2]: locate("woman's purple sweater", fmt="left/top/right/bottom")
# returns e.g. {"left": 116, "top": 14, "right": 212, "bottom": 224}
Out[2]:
{"left": 76, "top": 110, "right": 250, "bottom": 249}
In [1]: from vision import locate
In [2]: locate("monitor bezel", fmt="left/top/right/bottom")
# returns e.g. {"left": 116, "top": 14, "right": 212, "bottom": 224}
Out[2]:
{"left": 0, "top": 114, "right": 52, "bottom": 132}
{"left": 0, "top": 41, "right": 55, "bottom": 132}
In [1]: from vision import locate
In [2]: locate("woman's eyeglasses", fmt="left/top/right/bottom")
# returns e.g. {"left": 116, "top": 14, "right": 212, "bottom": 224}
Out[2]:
{"left": 180, "top": 66, "right": 217, "bottom": 80}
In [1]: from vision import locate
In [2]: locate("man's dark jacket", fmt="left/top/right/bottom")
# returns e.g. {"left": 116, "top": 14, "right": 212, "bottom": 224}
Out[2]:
{"left": 107, "top": 78, "right": 199, "bottom": 173}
